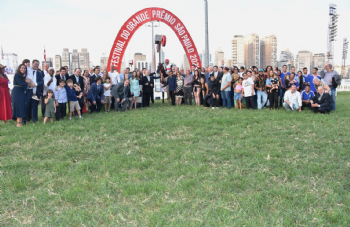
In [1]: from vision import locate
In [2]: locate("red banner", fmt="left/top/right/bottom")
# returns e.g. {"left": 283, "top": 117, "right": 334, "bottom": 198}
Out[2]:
{"left": 107, "top": 8, "right": 202, "bottom": 72}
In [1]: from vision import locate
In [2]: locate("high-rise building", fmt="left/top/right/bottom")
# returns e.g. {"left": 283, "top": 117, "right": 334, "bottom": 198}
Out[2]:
{"left": 232, "top": 35, "right": 245, "bottom": 67}
{"left": 79, "top": 48, "right": 90, "bottom": 71}
{"left": 280, "top": 49, "right": 292, "bottom": 62}
{"left": 42, "top": 57, "right": 53, "bottom": 68}
{"left": 279, "top": 49, "right": 294, "bottom": 71}
{"left": 134, "top": 53, "right": 146, "bottom": 70}
{"left": 260, "top": 35, "right": 277, "bottom": 68}
{"left": 137, "top": 61, "right": 148, "bottom": 70}
{"left": 244, "top": 33, "right": 260, "bottom": 68}
{"left": 62, "top": 48, "right": 70, "bottom": 72}
{"left": 312, "top": 53, "right": 325, "bottom": 70}
{"left": 215, "top": 47, "right": 224, "bottom": 67}
{"left": 183, "top": 54, "right": 190, "bottom": 70}
{"left": 296, "top": 50, "right": 313, "bottom": 71}
{"left": 55, "top": 55, "right": 62, "bottom": 72}
{"left": 100, "top": 53, "right": 108, "bottom": 69}
{"left": 71, "top": 49, "right": 80, "bottom": 73}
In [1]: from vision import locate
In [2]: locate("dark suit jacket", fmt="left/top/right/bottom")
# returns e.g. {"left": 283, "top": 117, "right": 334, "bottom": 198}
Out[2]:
{"left": 86, "top": 83, "right": 104, "bottom": 102}
{"left": 111, "top": 82, "right": 130, "bottom": 101}
{"left": 34, "top": 70, "right": 44, "bottom": 98}
{"left": 312, "top": 92, "right": 332, "bottom": 109}
{"left": 90, "top": 74, "right": 99, "bottom": 86}
{"left": 142, "top": 76, "right": 154, "bottom": 94}
{"left": 69, "top": 75, "right": 84, "bottom": 93}
{"left": 55, "top": 74, "right": 68, "bottom": 86}
{"left": 205, "top": 72, "right": 214, "bottom": 89}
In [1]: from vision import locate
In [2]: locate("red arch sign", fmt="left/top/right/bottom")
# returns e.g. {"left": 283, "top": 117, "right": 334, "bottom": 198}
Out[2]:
{"left": 107, "top": 8, "right": 202, "bottom": 72}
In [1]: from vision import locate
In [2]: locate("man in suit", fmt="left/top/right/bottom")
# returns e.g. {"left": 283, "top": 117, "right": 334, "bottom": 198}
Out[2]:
{"left": 55, "top": 67, "right": 68, "bottom": 86}
{"left": 23, "top": 59, "right": 44, "bottom": 124}
{"left": 142, "top": 70, "right": 154, "bottom": 107}
{"left": 69, "top": 68, "right": 84, "bottom": 115}
{"left": 311, "top": 86, "right": 332, "bottom": 114}
{"left": 90, "top": 67, "right": 100, "bottom": 86}
{"left": 111, "top": 80, "right": 131, "bottom": 112}
{"left": 213, "top": 66, "right": 223, "bottom": 105}
{"left": 86, "top": 76, "right": 104, "bottom": 113}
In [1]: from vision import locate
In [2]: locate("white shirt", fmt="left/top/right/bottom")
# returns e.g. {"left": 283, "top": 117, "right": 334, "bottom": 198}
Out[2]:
{"left": 284, "top": 90, "right": 302, "bottom": 106}
{"left": 44, "top": 75, "right": 57, "bottom": 96}
{"left": 221, "top": 72, "right": 232, "bottom": 91}
{"left": 242, "top": 78, "right": 255, "bottom": 97}
{"left": 104, "top": 83, "right": 111, "bottom": 96}
{"left": 109, "top": 71, "right": 120, "bottom": 85}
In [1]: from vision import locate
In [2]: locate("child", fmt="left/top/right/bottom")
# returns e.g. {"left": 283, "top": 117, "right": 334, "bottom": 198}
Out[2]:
{"left": 103, "top": 77, "right": 112, "bottom": 112}
{"left": 65, "top": 79, "right": 82, "bottom": 120}
{"left": 74, "top": 82, "right": 84, "bottom": 116}
{"left": 54, "top": 79, "right": 67, "bottom": 121}
{"left": 44, "top": 89, "right": 56, "bottom": 124}
{"left": 234, "top": 77, "right": 243, "bottom": 109}
{"left": 284, "top": 74, "right": 291, "bottom": 90}
{"left": 209, "top": 74, "right": 220, "bottom": 109}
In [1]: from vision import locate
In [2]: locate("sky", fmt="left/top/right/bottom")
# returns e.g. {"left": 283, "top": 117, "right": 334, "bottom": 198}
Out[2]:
{"left": 1, "top": 0, "right": 350, "bottom": 68}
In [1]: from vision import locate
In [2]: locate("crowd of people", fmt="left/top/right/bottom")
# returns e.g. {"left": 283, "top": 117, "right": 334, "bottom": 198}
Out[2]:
{"left": 0, "top": 58, "right": 342, "bottom": 127}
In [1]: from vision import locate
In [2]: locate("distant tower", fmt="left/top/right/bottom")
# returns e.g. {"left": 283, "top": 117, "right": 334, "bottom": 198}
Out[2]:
{"left": 341, "top": 38, "right": 349, "bottom": 78}
{"left": 326, "top": 4, "right": 339, "bottom": 64}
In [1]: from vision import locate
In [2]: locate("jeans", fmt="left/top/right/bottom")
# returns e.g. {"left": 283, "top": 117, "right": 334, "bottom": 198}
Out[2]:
{"left": 257, "top": 90, "right": 267, "bottom": 109}
{"left": 183, "top": 87, "right": 192, "bottom": 105}
{"left": 330, "top": 86, "right": 336, "bottom": 111}
{"left": 279, "top": 88, "right": 286, "bottom": 107}
{"left": 221, "top": 90, "right": 231, "bottom": 109}
{"left": 283, "top": 102, "right": 299, "bottom": 111}
{"left": 268, "top": 92, "right": 278, "bottom": 109}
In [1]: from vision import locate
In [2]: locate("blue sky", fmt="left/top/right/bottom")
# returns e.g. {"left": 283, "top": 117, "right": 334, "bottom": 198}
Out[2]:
{"left": 1, "top": 0, "right": 349, "bottom": 67}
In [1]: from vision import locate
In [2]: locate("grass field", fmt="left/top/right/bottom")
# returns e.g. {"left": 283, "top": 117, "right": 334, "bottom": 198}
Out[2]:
{"left": 1, "top": 92, "right": 350, "bottom": 226}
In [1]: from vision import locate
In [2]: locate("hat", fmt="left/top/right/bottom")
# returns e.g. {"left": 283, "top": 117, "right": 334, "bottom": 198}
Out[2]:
{"left": 0, "top": 64, "right": 6, "bottom": 69}
{"left": 165, "top": 59, "right": 169, "bottom": 62}
{"left": 258, "top": 68, "right": 264, "bottom": 72}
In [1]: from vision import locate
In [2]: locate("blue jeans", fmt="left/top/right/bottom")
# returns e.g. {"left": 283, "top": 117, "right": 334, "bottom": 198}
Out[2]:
{"left": 221, "top": 91, "right": 231, "bottom": 109}
{"left": 279, "top": 88, "right": 286, "bottom": 107}
{"left": 330, "top": 86, "right": 336, "bottom": 111}
{"left": 283, "top": 102, "right": 299, "bottom": 111}
{"left": 257, "top": 90, "right": 267, "bottom": 109}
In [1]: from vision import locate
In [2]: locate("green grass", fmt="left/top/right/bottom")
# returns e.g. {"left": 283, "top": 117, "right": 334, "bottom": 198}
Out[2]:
{"left": 1, "top": 92, "right": 350, "bottom": 226}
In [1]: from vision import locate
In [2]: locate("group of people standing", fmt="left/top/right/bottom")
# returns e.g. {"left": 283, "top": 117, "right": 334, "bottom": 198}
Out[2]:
{"left": 0, "top": 59, "right": 341, "bottom": 126}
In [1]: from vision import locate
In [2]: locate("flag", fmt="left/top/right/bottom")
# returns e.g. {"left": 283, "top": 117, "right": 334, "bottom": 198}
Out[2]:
{"left": 1, "top": 46, "right": 3, "bottom": 60}
{"left": 44, "top": 46, "right": 46, "bottom": 61}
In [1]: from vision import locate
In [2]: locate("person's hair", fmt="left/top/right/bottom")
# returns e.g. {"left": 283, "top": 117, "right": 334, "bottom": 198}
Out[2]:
{"left": 291, "top": 72, "right": 295, "bottom": 76}
{"left": 63, "top": 66, "right": 68, "bottom": 68}
{"left": 291, "top": 66, "right": 295, "bottom": 69}
{"left": 210, "top": 74, "right": 214, "bottom": 78}
{"left": 291, "top": 84, "right": 297, "bottom": 87}
{"left": 102, "top": 70, "right": 108, "bottom": 81}
{"left": 83, "top": 70, "right": 88, "bottom": 76}
{"left": 66, "top": 79, "right": 73, "bottom": 84}
{"left": 32, "top": 59, "right": 39, "bottom": 64}
{"left": 303, "top": 67, "right": 307, "bottom": 70}
{"left": 16, "top": 64, "right": 27, "bottom": 79}
{"left": 60, "top": 67, "right": 66, "bottom": 72}
{"left": 243, "top": 72, "right": 247, "bottom": 76}
{"left": 224, "top": 67, "right": 230, "bottom": 72}
{"left": 305, "top": 85, "right": 310, "bottom": 88}
{"left": 94, "top": 67, "right": 99, "bottom": 72}
{"left": 95, "top": 76, "right": 102, "bottom": 82}
{"left": 22, "top": 59, "right": 30, "bottom": 64}
{"left": 283, "top": 65, "right": 287, "bottom": 68}
{"left": 0, "top": 66, "right": 8, "bottom": 80}
{"left": 265, "top": 65, "right": 272, "bottom": 72}
{"left": 75, "top": 82, "right": 80, "bottom": 87}
{"left": 46, "top": 89, "right": 55, "bottom": 98}
{"left": 105, "top": 77, "right": 110, "bottom": 81}
{"left": 136, "top": 71, "right": 140, "bottom": 80}
{"left": 240, "top": 66, "right": 245, "bottom": 70}
{"left": 313, "top": 67, "right": 318, "bottom": 71}
{"left": 176, "top": 72, "right": 181, "bottom": 76}
{"left": 59, "top": 79, "right": 66, "bottom": 84}
{"left": 277, "top": 69, "right": 281, "bottom": 75}
{"left": 74, "top": 68, "right": 81, "bottom": 72}
{"left": 238, "top": 77, "right": 243, "bottom": 82}
{"left": 132, "top": 71, "right": 137, "bottom": 80}
{"left": 284, "top": 74, "right": 290, "bottom": 86}
{"left": 328, "top": 64, "right": 333, "bottom": 70}
{"left": 297, "top": 71, "right": 302, "bottom": 76}
{"left": 214, "top": 66, "right": 218, "bottom": 69}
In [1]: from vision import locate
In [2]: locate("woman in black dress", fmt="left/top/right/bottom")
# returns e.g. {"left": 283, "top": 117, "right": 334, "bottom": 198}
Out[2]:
{"left": 209, "top": 74, "right": 220, "bottom": 109}
{"left": 11, "top": 64, "right": 28, "bottom": 127}
{"left": 193, "top": 70, "right": 201, "bottom": 106}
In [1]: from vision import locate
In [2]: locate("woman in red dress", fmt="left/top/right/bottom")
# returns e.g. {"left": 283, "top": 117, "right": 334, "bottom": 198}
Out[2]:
{"left": 0, "top": 64, "right": 12, "bottom": 121}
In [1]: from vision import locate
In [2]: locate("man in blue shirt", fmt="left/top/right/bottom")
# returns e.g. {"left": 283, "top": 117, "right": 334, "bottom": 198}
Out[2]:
{"left": 279, "top": 65, "right": 290, "bottom": 107}
{"left": 301, "top": 85, "right": 315, "bottom": 110}
{"left": 309, "top": 67, "right": 322, "bottom": 93}
{"left": 303, "top": 67, "right": 312, "bottom": 90}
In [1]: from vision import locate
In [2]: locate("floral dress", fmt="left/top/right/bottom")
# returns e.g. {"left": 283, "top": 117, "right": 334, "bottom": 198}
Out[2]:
{"left": 83, "top": 76, "right": 91, "bottom": 107}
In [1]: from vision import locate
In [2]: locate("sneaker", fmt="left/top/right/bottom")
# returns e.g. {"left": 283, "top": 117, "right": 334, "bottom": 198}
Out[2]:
{"left": 212, "top": 107, "right": 215, "bottom": 109}
{"left": 216, "top": 107, "right": 219, "bottom": 109}
{"left": 32, "top": 96, "right": 39, "bottom": 101}
{"left": 69, "top": 118, "right": 72, "bottom": 120}
{"left": 79, "top": 116, "right": 82, "bottom": 119}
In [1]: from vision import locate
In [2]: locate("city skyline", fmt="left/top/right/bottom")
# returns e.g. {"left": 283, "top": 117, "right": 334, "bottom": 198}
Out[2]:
{"left": 1, "top": 0, "right": 350, "bottom": 69}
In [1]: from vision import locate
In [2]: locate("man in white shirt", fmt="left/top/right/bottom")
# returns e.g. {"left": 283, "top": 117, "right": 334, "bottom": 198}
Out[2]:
{"left": 41, "top": 63, "right": 50, "bottom": 116}
{"left": 42, "top": 67, "right": 57, "bottom": 115}
{"left": 109, "top": 65, "right": 120, "bottom": 86}
{"left": 283, "top": 84, "right": 302, "bottom": 112}
{"left": 220, "top": 67, "right": 232, "bottom": 109}
{"left": 242, "top": 72, "right": 255, "bottom": 109}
